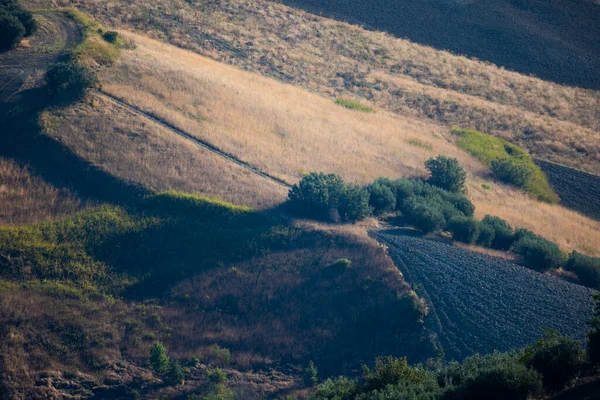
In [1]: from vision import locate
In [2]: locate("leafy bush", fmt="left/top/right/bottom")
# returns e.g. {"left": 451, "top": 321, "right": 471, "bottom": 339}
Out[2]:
{"left": 476, "top": 224, "right": 495, "bottom": 248}
{"left": 459, "top": 360, "right": 542, "bottom": 400}
{"left": 304, "top": 360, "right": 319, "bottom": 387}
{"left": 149, "top": 342, "right": 169, "bottom": 374}
{"left": 207, "top": 368, "right": 227, "bottom": 383}
{"left": 208, "top": 345, "right": 231, "bottom": 367}
{"left": 425, "top": 156, "right": 466, "bottom": 193}
{"left": 102, "top": 30, "right": 119, "bottom": 43}
{"left": 165, "top": 359, "right": 185, "bottom": 386}
{"left": 362, "top": 356, "right": 427, "bottom": 392}
{"left": 447, "top": 216, "right": 479, "bottom": 244}
{"left": 523, "top": 330, "right": 585, "bottom": 392}
{"left": 452, "top": 128, "right": 558, "bottom": 203}
{"left": 565, "top": 251, "right": 600, "bottom": 289}
{"left": 45, "top": 62, "right": 98, "bottom": 102}
{"left": 339, "top": 184, "right": 372, "bottom": 221}
{"left": 490, "top": 158, "right": 533, "bottom": 188}
{"left": 402, "top": 198, "right": 446, "bottom": 233}
{"left": 288, "top": 172, "right": 346, "bottom": 221}
{"left": 479, "top": 215, "right": 515, "bottom": 250}
{"left": 589, "top": 294, "right": 600, "bottom": 365}
{"left": 511, "top": 235, "right": 564, "bottom": 271}
{"left": 313, "top": 377, "right": 359, "bottom": 400}
{"left": 367, "top": 181, "right": 396, "bottom": 215}
{"left": 288, "top": 172, "right": 370, "bottom": 222}
{"left": 0, "top": 13, "right": 25, "bottom": 51}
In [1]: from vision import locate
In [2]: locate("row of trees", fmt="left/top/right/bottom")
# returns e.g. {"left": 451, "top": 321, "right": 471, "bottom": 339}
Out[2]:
{"left": 312, "top": 294, "right": 600, "bottom": 399}
{"left": 288, "top": 156, "right": 600, "bottom": 286}
{"left": 0, "top": 0, "right": 36, "bottom": 51}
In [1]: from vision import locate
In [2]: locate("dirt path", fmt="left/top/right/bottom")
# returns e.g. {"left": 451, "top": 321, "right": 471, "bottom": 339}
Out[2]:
{"left": 0, "top": 12, "right": 82, "bottom": 102}
{"left": 372, "top": 228, "right": 595, "bottom": 362}
{"left": 97, "top": 90, "right": 293, "bottom": 190}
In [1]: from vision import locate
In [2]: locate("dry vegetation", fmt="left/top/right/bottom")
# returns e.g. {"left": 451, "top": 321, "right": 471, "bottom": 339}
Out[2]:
{"left": 64, "top": 31, "right": 597, "bottom": 255}
{"left": 42, "top": 97, "right": 287, "bottom": 209}
{"left": 0, "top": 158, "right": 86, "bottom": 225}
{"left": 28, "top": 0, "right": 600, "bottom": 173}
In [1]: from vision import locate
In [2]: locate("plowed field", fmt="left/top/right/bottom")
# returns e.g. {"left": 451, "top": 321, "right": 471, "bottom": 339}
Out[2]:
{"left": 372, "top": 229, "right": 595, "bottom": 361}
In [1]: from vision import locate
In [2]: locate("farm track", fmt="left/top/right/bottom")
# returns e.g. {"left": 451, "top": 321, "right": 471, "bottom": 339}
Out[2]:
{"left": 372, "top": 229, "right": 595, "bottom": 362}
{"left": 535, "top": 158, "right": 600, "bottom": 221}
{"left": 0, "top": 12, "right": 82, "bottom": 102}
{"left": 97, "top": 91, "right": 293, "bottom": 190}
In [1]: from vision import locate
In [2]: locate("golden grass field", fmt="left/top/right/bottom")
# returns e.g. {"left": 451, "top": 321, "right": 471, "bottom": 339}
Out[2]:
{"left": 0, "top": 158, "right": 86, "bottom": 225}
{"left": 28, "top": 0, "right": 600, "bottom": 174}
{"left": 42, "top": 31, "right": 599, "bottom": 255}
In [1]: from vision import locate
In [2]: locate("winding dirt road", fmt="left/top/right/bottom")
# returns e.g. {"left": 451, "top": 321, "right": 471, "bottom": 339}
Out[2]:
{"left": 0, "top": 12, "right": 82, "bottom": 103}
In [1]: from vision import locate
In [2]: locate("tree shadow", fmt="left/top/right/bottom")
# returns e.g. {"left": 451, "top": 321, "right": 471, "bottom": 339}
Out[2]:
{"left": 0, "top": 86, "right": 149, "bottom": 206}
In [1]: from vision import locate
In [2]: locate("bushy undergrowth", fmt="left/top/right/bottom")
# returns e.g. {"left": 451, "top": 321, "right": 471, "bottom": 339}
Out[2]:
{"left": 45, "top": 61, "right": 99, "bottom": 102}
{"left": 452, "top": 128, "right": 558, "bottom": 203}
{"left": 511, "top": 234, "right": 564, "bottom": 272}
{"left": 0, "top": 192, "right": 275, "bottom": 295}
{"left": 0, "top": 0, "right": 36, "bottom": 51}
{"left": 566, "top": 251, "right": 600, "bottom": 289}
{"left": 313, "top": 327, "right": 592, "bottom": 400}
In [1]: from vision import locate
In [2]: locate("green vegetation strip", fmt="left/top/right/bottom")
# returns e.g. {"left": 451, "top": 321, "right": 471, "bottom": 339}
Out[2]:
{"left": 452, "top": 128, "right": 558, "bottom": 203}
{"left": 334, "top": 98, "right": 374, "bottom": 112}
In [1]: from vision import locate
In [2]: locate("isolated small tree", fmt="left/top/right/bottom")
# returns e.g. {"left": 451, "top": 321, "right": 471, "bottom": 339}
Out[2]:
{"left": 304, "top": 360, "right": 319, "bottom": 387}
{"left": 207, "top": 367, "right": 227, "bottom": 383}
{"left": 0, "top": 13, "right": 25, "bottom": 51}
{"left": 425, "top": 156, "right": 466, "bottom": 193}
{"left": 45, "top": 61, "right": 98, "bottom": 102}
{"left": 149, "top": 342, "right": 169, "bottom": 374}
{"left": 490, "top": 159, "right": 532, "bottom": 188}
{"left": 288, "top": 172, "right": 346, "bottom": 221}
{"left": 102, "top": 30, "right": 119, "bottom": 43}
{"left": 165, "top": 359, "right": 185, "bottom": 386}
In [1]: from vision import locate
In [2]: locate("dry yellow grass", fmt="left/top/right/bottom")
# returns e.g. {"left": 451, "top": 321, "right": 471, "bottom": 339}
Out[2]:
{"left": 29, "top": 0, "right": 600, "bottom": 173}
{"left": 43, "top": 96, "right": 287, "bottom": 209}
{"left": 0, "top": 158, "right": 86, "bottom": 225}
{"left": 59, "top": 32, "right": 596, "bottom": 255}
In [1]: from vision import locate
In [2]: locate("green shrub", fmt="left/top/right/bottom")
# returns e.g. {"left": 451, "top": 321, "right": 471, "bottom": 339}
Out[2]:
{"left": 447, "top": 216, "right": 479, "bottom": 244}
{"left": 165, "top": 359, "right": 185, "bottom": 386}
{"left": 459, "top": 361, "right": 542, "bottom": 400}
{"left": 367, "top": 182, "right": 397, "bottom": 215}
{"left": 452, "top": 128, "right": 558, "bottom": 203}
{"left": 334, "top": 98, "right": 374, "bottom": 112}
{"left": 479, "top": 215, "right": 515, "bottom": 250}
{"left": 362, "top": 356, "right": 427, "bottom": 392}
{"left": 313, "top": 377, "right": 359, "bottom": 400}
{"left": 425, "top": 156, "right": 466, "bottom": 193}
{"left": 0, "top": 13, "right": 25, "bottom": 50}
{"left": 339, "top": 184, "right": 372, "bottom": 221}
{"left": 565, "top": 251, "right": 600, "bottom": 289}
{"left": 523, "top": 330, "right": 585, "bottom": 392}
{"left": 288, "top": 173, "right": 371, "bottom": 222}
{"left": 209, "top": 345, "right": 231, "bottom": 367}
{"left": 402, "top": 199, "right": 446, "bottom": 233}
{"left": 491, "top": 158, "right": 532, "bottom": 188}
{"left": 288, "top": 172, "right": 346, "bottom": 221}
{"left": 102, "top": 30, "right": 119, "bottom": 43}
{"left": 511, "top": 236, "right": 564, "bottom": 271}
{"left": 304, "top": 360, "right": 319, "bottom": 387}
{"left": 207, "top": 367, "right": 227, "bottom": 383}
{"left": 149, "top": 342, "right": 169, "bottom": 374}
{"left": 589, "top": 294, "right": 600, "bottom": 365}
{"left": 476, "top": 223, "right": 495, "bottom": 248}
{"left": 45, "top": 62, "right": 98, "bottom": 102}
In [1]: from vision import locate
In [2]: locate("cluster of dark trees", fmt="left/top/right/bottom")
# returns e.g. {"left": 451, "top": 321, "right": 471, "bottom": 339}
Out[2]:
{"left": 288, "top": 156, "right": 600, "bottom": 287}
{"left": 312, "top": 294, "right": 600, "bottom": 399}
{"left": 0, "top": 0, "right": 36, "bottom": 51}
